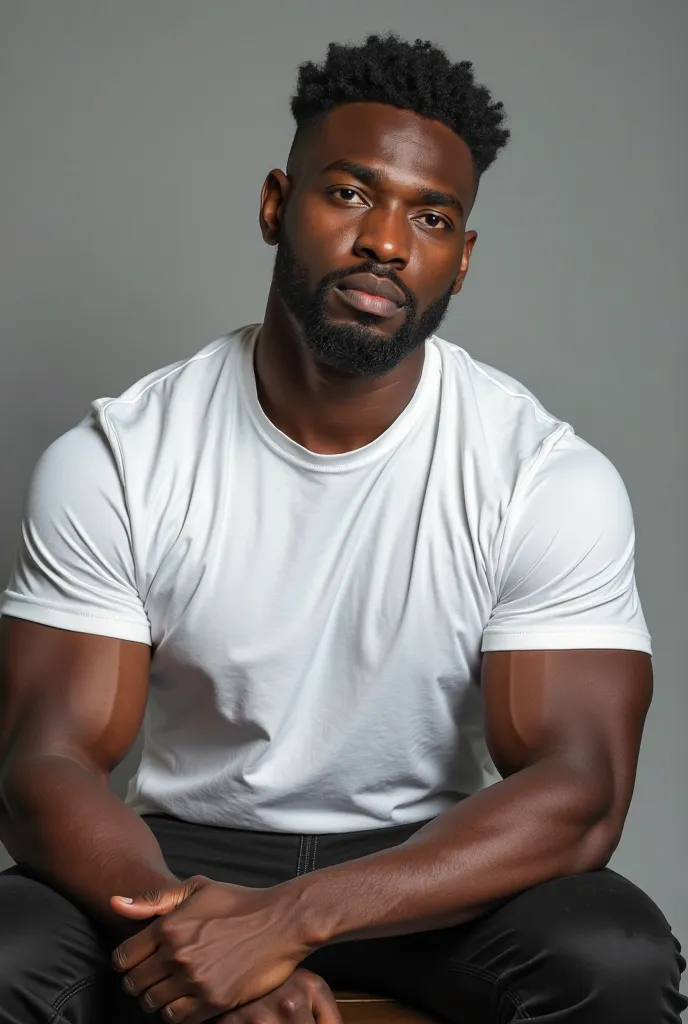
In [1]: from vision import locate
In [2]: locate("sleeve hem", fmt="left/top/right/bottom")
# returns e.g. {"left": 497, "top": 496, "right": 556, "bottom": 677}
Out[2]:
{"left": 0, "top": 597, "right": 151, "bottom": 645}
{"left": 481, "top": 627, "right": 652, "bottom": 655}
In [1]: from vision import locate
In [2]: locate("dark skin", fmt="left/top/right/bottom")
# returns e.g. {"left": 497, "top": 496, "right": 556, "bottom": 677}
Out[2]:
{"left": 255, "top": 101, "right": 477, "bottom": 454}
{"left": 0, "top": 102, "right": 653, "bottom": 1024}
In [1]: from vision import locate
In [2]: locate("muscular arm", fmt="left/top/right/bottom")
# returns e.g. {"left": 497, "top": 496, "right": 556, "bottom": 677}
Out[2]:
{"left": 287, "top": 648, "right": 653, "bottom": 947}
{"left": 0, "top": 616, "right": 178, "bottom": 941}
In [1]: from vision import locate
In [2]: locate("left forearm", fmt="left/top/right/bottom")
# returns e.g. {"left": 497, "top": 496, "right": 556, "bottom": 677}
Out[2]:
{"left": 289, "top": 757, "right": 616, "bottom": 948}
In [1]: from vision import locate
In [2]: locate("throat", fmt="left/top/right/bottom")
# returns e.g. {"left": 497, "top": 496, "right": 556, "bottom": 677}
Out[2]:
{"left": 253, "top": 331, "right": 426, "bottom": 456}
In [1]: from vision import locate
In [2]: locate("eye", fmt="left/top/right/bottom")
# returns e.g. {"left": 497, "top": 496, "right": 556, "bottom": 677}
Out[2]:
{"left": 417, "top": 212, "right": 452, "bottom": 231}
{"left": 329, "top": 187, "right": 367, "bottom": 205}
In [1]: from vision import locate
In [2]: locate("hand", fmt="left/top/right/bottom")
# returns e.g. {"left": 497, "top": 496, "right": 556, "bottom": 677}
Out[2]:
{"left": 110, "top": 875, "right": 317, "bottom": 1023}
{"left": 213, "top": 968, "right": 343, "bottom": 1024}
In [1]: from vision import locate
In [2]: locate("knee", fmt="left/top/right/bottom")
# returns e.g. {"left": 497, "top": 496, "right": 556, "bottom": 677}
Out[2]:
{"left": 0, "top": 869, "right": 91, "bottom": 976}
{"left": 509, "top": 870, "right": 687, "bottom": 1013}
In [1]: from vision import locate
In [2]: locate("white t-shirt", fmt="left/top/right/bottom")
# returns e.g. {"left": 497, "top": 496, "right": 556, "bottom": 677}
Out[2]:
{"left": 0, "top": 325, "right": 651, "bottom": 833}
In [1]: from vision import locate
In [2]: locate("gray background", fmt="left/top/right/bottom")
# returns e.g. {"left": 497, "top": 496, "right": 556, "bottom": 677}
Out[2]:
{"left": 1, "top": 0, "right": 686, "bottom": 992}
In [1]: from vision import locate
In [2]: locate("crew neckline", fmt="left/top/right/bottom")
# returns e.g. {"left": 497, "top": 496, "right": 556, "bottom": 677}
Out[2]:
{"left": 238, "top": 323, "right": 441, "bottom": 473}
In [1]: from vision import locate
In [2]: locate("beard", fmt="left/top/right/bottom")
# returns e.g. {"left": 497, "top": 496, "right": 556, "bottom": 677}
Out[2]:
{"left": 272, "top": 235, "right": 454, "bottom": 377}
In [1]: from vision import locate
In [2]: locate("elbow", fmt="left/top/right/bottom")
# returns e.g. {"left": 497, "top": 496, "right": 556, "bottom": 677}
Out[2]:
{"left": 571, "top": 795, "right": 626, "bottom": 874}
{"left": 574, "top": 820, "right": 622, "bottom": 873}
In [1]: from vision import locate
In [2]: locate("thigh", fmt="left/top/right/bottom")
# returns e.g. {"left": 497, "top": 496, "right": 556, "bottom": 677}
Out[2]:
{"left": 0, "top": 865, "right": 111, "bottom": 1024}
{"left": 303, "top": 868, "right": 688, "bottom": 1024}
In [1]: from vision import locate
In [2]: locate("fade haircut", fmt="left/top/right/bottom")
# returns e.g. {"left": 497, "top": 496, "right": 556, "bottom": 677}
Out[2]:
{"left": 290, "top": 33, "right": 510, "bottom": 180}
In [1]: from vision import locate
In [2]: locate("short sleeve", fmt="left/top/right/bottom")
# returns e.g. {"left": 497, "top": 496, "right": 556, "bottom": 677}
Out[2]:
{"left": 0, "top": 415, "right": 151, "bottom": 645}
{"left": 481, "top": 432, "right": 652, "bottom": 655}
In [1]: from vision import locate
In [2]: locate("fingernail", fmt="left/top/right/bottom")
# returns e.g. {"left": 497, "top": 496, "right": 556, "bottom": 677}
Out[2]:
{"left": 116, "top": 897, "right": 134, "bottom": 903}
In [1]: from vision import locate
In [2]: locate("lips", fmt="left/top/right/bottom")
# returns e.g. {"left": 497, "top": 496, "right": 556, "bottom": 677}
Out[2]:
{"left": 333, "top": 271, "right": 407, "bottom": 319}
{"left": 335, "top": 272, "right": 407, "bottom": 307}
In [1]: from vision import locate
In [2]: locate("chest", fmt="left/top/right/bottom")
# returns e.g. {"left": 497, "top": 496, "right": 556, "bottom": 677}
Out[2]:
{"left": 141, "top": 431, "right": 495, "bottom": 684}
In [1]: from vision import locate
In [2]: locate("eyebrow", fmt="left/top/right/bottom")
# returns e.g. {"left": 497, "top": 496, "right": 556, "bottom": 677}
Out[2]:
{"left": 321, "top": 160, "right": 464, "bottom": 215}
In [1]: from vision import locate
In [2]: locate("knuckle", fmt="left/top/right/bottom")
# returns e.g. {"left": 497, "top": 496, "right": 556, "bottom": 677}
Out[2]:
{"left": 197, "top": 979, "right": 224, "bottom": 1008}
{"left": 185, "top": 960, "right": 205, "bottom": 984}
{"left": 158, "top": 917, "right": 182, "bottom": 944}
{"left": 111, "top": 948, "right": 126, "bottom": 971}
{"left": 142, "top": 990, "right": 158, "bottom": 1012}
{"left": 278, "top": 996, "right": 302, "bottom": 1015}
{"left": 123, "top": 973, "right": 140, "bottom": 996}
{"left": 303, "top": 971, "right": 330, "bottom": 995}
{"left": 139, "top": 887, "right": 163, "bottom": 904}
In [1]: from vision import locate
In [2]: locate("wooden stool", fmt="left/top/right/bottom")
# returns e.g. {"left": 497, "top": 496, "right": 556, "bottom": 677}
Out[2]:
{"left": 334, "top": 990, "right": 438, "bottom": 1024}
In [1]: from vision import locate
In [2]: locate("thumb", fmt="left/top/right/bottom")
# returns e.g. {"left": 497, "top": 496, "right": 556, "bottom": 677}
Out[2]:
{"left": 110, "top": 879, "right": 200, "bottom": 919}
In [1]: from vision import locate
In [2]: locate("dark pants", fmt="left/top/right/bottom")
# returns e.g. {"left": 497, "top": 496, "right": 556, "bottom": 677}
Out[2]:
{"left": 0, "top": 813, "right": 686, "bottom": 1023}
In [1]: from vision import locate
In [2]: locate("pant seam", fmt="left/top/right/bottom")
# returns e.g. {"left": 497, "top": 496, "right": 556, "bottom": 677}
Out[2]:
{"left": 46, "top": 973, "right": 102, "bottom": 1023}
{"left": 296, "top": 835, "right": 308, "bottom": 876}
{"left": 309, "top": 835, "right": 318, "bottom": 872}
{"left": 441, "top": 961, "right": 532, "bottom": 1021}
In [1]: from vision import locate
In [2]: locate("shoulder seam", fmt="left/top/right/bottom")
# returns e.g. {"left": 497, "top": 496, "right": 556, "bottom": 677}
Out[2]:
{"left": 440, "top": 341, "right": 561, "bottom": 429}
{"left": 469, "top": 360, "right": 560, "bottom": 427}
{"left": 97, "top": 336, "right": 232, "bottom": 414}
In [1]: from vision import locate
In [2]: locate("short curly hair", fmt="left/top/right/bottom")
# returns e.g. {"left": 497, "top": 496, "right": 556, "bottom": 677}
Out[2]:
{"left": 290, "top": 33, "right": 510, "bottom": 179}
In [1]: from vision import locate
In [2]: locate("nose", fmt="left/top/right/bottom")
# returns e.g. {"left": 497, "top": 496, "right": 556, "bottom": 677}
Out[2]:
{"left": 352, "top": 206, "right": 410, "bottom": 269}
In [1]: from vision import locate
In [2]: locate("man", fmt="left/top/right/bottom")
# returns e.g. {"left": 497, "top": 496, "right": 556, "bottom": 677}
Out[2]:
{"left": 0, "top": 31, "right": 685, "bottom": 1024}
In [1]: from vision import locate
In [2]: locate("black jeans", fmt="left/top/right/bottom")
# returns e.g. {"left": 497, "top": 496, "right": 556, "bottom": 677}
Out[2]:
{"left": 0, "top": 813, "right": 686, "bottom": 1023}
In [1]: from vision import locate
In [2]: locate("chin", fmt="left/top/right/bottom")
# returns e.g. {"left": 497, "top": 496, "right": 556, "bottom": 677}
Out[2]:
{"left": 327, "top": 311, "right": 400, "bottom": 340}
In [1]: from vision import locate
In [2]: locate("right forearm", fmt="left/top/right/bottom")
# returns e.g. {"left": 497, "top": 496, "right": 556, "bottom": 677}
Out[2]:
{"left": 0, "top": 753, "right": 178, "bottom": 942}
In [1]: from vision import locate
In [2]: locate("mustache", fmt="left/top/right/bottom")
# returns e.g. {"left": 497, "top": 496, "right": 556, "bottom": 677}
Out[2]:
{"left": 318, "top": 261, "right": 417, "bottom": 308}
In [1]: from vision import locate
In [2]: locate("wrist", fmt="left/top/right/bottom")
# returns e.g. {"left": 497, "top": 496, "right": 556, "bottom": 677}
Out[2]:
{"left": 275, "top": 872, "right": 339, "bottom": 953}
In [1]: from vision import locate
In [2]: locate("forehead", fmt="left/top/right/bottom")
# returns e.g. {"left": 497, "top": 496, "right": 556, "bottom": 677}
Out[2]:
{"left": 297, "top": 102, "right": 476, "bottom": 206}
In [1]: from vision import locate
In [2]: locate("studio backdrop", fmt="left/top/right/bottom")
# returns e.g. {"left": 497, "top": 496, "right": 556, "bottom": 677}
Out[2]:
{"left": 1, "top": 0, "right": 686, "bottom": 998}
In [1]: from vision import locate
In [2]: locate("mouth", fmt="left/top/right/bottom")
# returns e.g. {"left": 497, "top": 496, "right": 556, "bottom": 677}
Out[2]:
{"left": 332, "top": 271, "right": 407, "bottom": 320}
{"left": 334, "top": 287, "right": 403, "bottom": 318}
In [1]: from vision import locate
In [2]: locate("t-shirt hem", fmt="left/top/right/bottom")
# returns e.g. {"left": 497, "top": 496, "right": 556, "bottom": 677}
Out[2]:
{"left": 0, "top": 595, "right": 151, "bottom": 645}
{"left": 481, "top": 627, "right": 652, "bottom": 655}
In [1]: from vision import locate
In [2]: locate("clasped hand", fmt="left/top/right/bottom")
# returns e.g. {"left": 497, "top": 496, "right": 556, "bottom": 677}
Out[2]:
{"left": 110, "top": 875, "right": 331, "bottom": 1024}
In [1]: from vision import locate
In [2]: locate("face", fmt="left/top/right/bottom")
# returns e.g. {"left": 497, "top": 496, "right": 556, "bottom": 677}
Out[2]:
{"left": 260, "top": 102, "right": 478, "bottom": 377}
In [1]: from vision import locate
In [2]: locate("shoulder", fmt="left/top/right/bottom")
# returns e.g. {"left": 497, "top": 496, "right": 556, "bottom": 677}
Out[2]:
{"left": 93, "top": 327, "right": 251, "bottom": 427}
{"left": 88, "top": 325, "right": 255, "bottom": 476}
{"left": 31, "top": 411, "right": 120, "bottom": 497}
{"left": 430, "top": 334, "right": 573, "bottom": 492}
{"left": 519, "top": 427, "right": 634, "bottom": 529}
{"left": 433, "top": 334, "right": 564, "bottom": 433}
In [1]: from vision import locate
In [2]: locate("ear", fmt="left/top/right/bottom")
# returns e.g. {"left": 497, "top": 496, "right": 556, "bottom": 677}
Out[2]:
{"left": 259, "top": 169, "right": 291, "bottom": 246}
{"left": 451, "top": 230, "right": 478, "bottom": 295}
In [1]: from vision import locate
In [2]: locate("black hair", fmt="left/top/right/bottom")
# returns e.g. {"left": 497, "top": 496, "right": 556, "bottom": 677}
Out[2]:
{"left": 290, "top": 33, "right": 510, "bottom": 179}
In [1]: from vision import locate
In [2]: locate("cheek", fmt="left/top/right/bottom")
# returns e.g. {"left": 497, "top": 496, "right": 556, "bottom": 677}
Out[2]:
{"left": 407, "top": 246, "right": 462, "bottom": 305}
{"left": 288, "top": 195, "right": 360, "bottom": 262}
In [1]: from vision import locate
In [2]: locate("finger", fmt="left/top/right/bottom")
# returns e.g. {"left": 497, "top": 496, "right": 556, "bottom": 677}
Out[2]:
{"left": 134, "top": 977, "right": 193, "bottom": 1017}
{"left": 160, "top": 995, "right": 201, "bottom": 1022}
{"left": 292, "top": 1003, "right": 319, "bottom": 1024}
{"left": 312, "top": 989, "right": 344, "bottom": 1024}
{"left": 120, "top": 951, "right": 171, "bottom": 999}
{"left": 111, "top": 895, "right": 158, "bottom": 920}
{"left": 111, "top": 882, "right": 195, "bottom": 919}
{"left": 112, "top": 921, "right": 160, "bottom": 973}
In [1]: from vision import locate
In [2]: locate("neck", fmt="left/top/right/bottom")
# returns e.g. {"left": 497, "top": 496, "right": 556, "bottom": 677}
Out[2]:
{"left": 254, "top": 284, "right": 426, "bottom": 456}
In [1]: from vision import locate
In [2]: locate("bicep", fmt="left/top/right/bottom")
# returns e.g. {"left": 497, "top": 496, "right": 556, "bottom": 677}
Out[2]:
{"left": 0, "top": 415, "right": 153, "bottom": 780}
{"left": 0, "top": 616, "right": 150, "bottom": 781}
{"left": 482, "top": 648, "right": 653, "bottom": 823}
